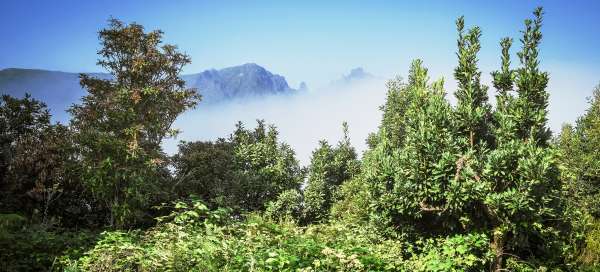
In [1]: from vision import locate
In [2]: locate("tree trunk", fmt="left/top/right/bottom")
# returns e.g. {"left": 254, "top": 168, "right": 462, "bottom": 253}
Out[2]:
{"left": 470, "top": 130, "right": 475, "bottom": 147}
{"left": 491, "top": 230, "right": 505, "bottom": 272}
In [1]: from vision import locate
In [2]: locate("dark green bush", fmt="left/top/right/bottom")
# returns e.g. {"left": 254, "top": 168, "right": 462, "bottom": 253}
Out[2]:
{"left": 0, "top": 222, "right": 97, "bottom": 272}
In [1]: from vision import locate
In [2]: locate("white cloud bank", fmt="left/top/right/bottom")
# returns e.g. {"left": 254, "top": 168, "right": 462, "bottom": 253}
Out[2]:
{"left": 164, "top": 63, "right": 598, "bottom": 166}
{"left": 164, "top": 79, "right": 388, "bottom": 165}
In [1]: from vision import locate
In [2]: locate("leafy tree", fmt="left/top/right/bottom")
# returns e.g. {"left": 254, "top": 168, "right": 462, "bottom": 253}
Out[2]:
{"left": 69, "top": 19, "right": 200, "bottom": 228}
{"left": 453, "top": 16, "right": 492, "bottom": 148}
{"left": 0, "top": 94, "right": 99, "bottom": 228}
{"left": 352, "top": 8, "right": 567, "bottom": 270}
{"left": 265, "top": 189, "right": 304, "bottom": 221}
{"left": 304, "top": 122, "right": 360, "bottom": 223}
{"left": 370, "top": 76, "right": 409, "bottom": 148}
{"left": 228, "top": 120, "right": 304, "bottom": 211}
{"left": 1, "top": 94, "right": 50, "bottom": 212}
{"left": 484, "top": 8, "right": 565, "bottom": 270}
{"left": 174, "top": 120, "right": 304, "bottom": 213}
{"left": 557, "top": 84, "right": 600, "bottom": 269}
{"left": 172, "top": 138, "right": 236, "bottom": 207}
{"left": 558, "top": 84, "right": 600, "bottom": 217}
{"left": 364, "top": 59, "right": 470, "bottom": 235}
{"left": 0, "top": 94, "right": 50, "bottom": 180}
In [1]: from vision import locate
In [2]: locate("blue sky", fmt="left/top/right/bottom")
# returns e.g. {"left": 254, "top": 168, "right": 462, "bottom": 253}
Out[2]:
{"left": 1, "top": 1, "right": 598, "bottom": 85}
{"left": 1, "top": 0, "right": 599, "bottom": 136}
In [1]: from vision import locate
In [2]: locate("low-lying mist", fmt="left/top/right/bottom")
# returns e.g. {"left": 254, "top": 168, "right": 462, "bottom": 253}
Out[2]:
{"left": 163, "top": 79, "right": 388, "bottom": 165}
{"left": 164, "top": 63, "right": 594, "bottom": 166}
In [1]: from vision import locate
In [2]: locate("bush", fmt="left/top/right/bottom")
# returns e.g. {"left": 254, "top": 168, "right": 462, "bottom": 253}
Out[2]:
{"left": 265, "top": 189, "right": 304, "bottom": 222}
{"left": 61, "top": 201, "right": 503, "bottom": 272}
{"left": 0, "top": 223, "right": 97, "bottom": 272}
{"left": 578, "top": 218, "right": 600, "bottom": 270}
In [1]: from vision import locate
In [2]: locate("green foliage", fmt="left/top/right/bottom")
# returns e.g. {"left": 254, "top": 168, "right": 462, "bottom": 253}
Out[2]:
{"left": 558, "top": 84, "right": 600, "bottom": 217}
{"left": 0, "top": 213, "right": 26, "bottom": 231}
{"left": 230, "top": 120, "right": 304, "bottom": 211}
{"left": 403, "top": 233, "right": 492, "bottom": 271}
{"left": 62, "top": 204, "right": 496, "bottom": 272}
{"left": 0, "top": 95, "right": 93, "bottom": 227}
{"left": 364, "top": 59, "right": 472, "bottom": 235}
{"left": 330, "top": 177, "right": 372, "bottom": 225}
{"left": 578, "top": 219, "right": 600, "bottom": 269}
{"left": 2, "top": 8, "right": 599, "bottom": 272}
{"left": 512, "top": 8, "right": 551, "bottom": 143}
{"left": 265, "top": 189, "right": 304, "bottom": 222}
{"left": 174, "top": 120, "right": 304, "bottom": 213}
{"left": 171, "top": 138, "right": 236, "bottom": 206}
{"left": 304, "top": 122, "right": 360, "bottom": 223}
{"left": 0, "top": 223, "right": 97, "bottom": 272}
{"left": 1, "top": 94, "right": 51, "bottom": 212}
{"left": 373, "top": 76, "right": 409, "bottom": 148}
{"left": 557, "top": 84, "right": 600, "bottom": 269}
{"left": 453, "top": 16, "right": 492, "bottom": 148}
{"left": 69, "top": 19, "right": 200, "bottom": 228}
{"left": 484, "top": 8, "right": 566, "bottom": 269}
{"left": 342, "top": 7, "right": 569, "bottom": 270}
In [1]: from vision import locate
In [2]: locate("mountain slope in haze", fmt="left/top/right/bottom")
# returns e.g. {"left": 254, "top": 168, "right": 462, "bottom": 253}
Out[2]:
{"left": 331, "top": 67, "right": 376, "bottom": 87}
{"left": 0, "top": 68, "right": 111, "bottom": 122}
{"left": 183, "top": 63, "right": 297, "bottom": 103}
{"left": 0, "top": 63, "right": 297, "bottom": 122}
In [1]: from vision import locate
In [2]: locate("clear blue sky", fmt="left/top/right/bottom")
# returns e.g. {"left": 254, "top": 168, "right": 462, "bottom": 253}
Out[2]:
{"left": 1, "top": 0, "right": 599, "bottom": 86}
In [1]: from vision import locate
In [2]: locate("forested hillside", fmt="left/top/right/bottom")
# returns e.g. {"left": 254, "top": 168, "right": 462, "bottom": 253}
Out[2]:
{"left": 1, "top": 7, "right": 599, "bottom": 271}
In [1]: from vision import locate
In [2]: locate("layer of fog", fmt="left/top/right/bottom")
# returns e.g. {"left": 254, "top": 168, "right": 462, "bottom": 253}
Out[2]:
{"left": 164, "top": 65, "right": 597, "bottom": 166}
{"left": 163, "top": 79, "right": 388, "bottom": 165}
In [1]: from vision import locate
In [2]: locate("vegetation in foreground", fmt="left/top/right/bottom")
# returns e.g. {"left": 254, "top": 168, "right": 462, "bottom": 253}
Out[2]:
{"left": 1, "top": 7, "right": 600, "bottom": 271}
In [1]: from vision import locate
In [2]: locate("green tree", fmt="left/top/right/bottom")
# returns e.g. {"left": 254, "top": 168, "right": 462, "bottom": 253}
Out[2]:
{"left": 173, "top": 120, "right": 304, "bottom": 213}
{"left": 0, "top": 94, "right": 93, "bottom": 227}
{"left": 304, "top": 122, "right": 360, "bottom": 223}
{"left": 483, "top": 8, "right": 565, "bottom": 269}
{"left": 0, "top": 94, "right": 50, "bottom": 180}
{"left": 229, "top": 120, "right": 304, "bottom": 211}
{"left": 172, "top": 138, "right": 236, "bottom": 207}
{"left": 265, "top": 189, "right": 304, "bottom": 221}
{"left": 453, "top": 16, "right": 492, "bottom": 148}
{"left": 558, "top": 84, "right": 600, "bottom": 217}
{"left": 349, "top": 8, "right": 567, "bottom": 270}
{"left": 365, "top": 59, "right": 470, "bottom": 235}
{"left": 69, "top": 19, "right": 200, "bottom": 228}
{"left": 1, "top": 94, "right": 52, "bottom": 215}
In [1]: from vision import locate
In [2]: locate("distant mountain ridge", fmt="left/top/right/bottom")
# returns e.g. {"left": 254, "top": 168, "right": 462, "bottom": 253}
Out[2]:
{"left": 182, "top": 63, "right": 296, "bottom": 103}
{"left": 332, "top": 67, "right": 375, "bottom": 87}
{"left": 0, "top": 63, "right": 297, "bottom": 122}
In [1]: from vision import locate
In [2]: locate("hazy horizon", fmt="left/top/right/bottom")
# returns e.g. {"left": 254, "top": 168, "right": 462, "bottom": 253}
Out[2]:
{"left": 2, "top": 0, "right": 600, "bottom": 165}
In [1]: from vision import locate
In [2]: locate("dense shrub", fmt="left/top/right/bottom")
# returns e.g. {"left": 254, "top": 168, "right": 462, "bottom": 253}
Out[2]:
{"left": 304, "top": 122, "right": 360, "bottom": 223}
{"left": 173, "top": 120, "right": 304, "bottom": 213}
{"left": 265, "top": 189, "right": 304, "bottom": 221}
{"left": 60, "top": 201, "right": 496, "bottom": 272}
{"left": 0, "top": 218, "right": 97, "bottom": 272}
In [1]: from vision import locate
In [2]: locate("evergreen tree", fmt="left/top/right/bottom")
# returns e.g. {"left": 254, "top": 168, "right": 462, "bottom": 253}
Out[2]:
{"left": 558, "top": 84, "right": 600, "bottom": 217}
{"left": 174, "top": 120, "right": 304, "bottom": 213}
{"left": 304, "top": 122, "right": 359, "bottom": 223}
{"left": 1, "top": 94, "right": 52, "bottom": 215}
{"left": 484, "top": 8, "right": 565, "bottom": 269}
{"left": 453, "top": 16, "right": 492, "bottom": 148}
{"left": 172, "top": 138, "right": 236, "bottom": 207}
{"left": 513, "top": 8, "right": 552, "bottom": 143}
{"left": 365, "top": 60, "right": 471, "bottom": 234}
{"left": 354, "top": 7, "right": 568, "bottom": 270}
{"left": 230, "top": 120, "right": 304, "bottom": 212}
